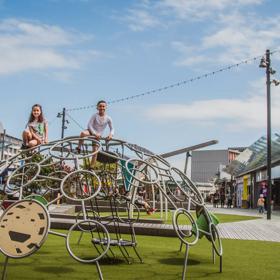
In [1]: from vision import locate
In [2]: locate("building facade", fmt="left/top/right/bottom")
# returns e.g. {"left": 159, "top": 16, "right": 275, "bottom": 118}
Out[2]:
{"left": 228, "top": 134, "right": 280, "bottom": 209}
{"left": 190, "top": 148, "right": 244, "bottom": 200}
{"left": 0, "top": 132, "right": 22, "bottom": 161}
{"left": 0, "top": 128, "right": 22, "bottom": 188}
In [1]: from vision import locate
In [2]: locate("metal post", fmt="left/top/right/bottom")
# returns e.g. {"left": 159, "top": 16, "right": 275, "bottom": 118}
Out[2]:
{"left": 184, "top": 151, "right": 191, "bottom": 175}
{"left": 265, "top": 49, "right": 272, "bottom": 220}
{"left": 1, "top": 129, "right": 6, "bottom": 160}
{"left": 61, "top": 108, "right": 66, "bottom": 139}
{"left": 95, "top": 261, "right": 103, "bottom": 280}
{"left": 1, "top": 256, "right": 9, "bottom": 280}
{"left": 182, "top": 244, "right": 189, "bottom": 280}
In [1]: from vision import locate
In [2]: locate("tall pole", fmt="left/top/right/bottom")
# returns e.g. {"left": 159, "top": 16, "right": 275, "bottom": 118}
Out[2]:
{"left": 266, "top": 49, "right": 272, "bottom": 220}
{"left": 184, "top": 151, "right": 191, "bottom": 175}
{"left": 61, "top": 108, "right": 66, "bottom": 139}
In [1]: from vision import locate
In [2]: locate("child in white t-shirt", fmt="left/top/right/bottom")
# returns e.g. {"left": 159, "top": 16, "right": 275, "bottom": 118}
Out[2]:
{"left": 78, "top": 100, "right": 114, "bottom": 166}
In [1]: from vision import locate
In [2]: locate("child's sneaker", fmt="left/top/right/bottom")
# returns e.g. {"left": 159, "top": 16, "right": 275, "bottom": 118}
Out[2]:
{"left": 21, "top": 143, "right": 28, "bottom": 150}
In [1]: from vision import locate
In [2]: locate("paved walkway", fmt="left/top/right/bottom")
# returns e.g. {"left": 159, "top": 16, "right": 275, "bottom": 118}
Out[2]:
{"left": 49, "top": 205, "right": 280, "bottom": 242}
{"left": 206, "top": 203, "right": 280, "bottom": 218}
{"left": 205, "top": 204, "right": 280, "bottom": 242}
{"left": 217, "top": 218, "right": 280, "bottom": 242}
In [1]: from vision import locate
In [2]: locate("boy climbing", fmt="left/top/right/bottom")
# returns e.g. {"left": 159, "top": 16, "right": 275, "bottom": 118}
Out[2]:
{"left": 77, "top": 100, "right": 114, "bottom": 167}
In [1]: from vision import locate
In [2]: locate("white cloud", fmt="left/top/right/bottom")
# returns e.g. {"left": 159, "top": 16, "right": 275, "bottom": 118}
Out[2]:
{"left": 0, "top": 19, "right": 84, "bottom": 46}
{"left": 121, "top": 1, "right": 276, "bottom": 66}
{"left": 0, "top": 18, "right": 98, "bottom": 76}
{"left": 0, "top": 48, "right": 79, "bottom": 74}
{"left": 204, "top": 15, "right": 280, "bottom": 59}
{"left": 158, "top": 0, "right": 263, "bottom": 20}
{"left": 172, "top": 11, "right": 280, "bottom": 66}
{"left": 123, "top": 8, "right": 161, "bottom": 31}
{"left": 145, "top": 79, "right": 280, "bottom": 131}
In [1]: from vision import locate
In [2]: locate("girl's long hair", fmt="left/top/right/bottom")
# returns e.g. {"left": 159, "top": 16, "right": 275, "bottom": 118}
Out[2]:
{"left": 28, "top": 104, "right": 45, "bottom": 123}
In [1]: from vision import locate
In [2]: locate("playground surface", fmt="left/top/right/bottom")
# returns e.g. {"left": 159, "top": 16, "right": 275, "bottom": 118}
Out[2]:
{"left": 1, "top": 232, "right": 279, "bottom": 280}
{"left": 1, "top": 138, "right": 280, "bottom": 280}
{"left": 2, "top": 205, "right": 279, "bottom": 279}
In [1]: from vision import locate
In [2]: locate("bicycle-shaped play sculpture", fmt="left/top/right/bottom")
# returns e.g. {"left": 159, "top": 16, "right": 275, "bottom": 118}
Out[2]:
{"left": 0, "top": 136, "right": 222, "bottom": 280}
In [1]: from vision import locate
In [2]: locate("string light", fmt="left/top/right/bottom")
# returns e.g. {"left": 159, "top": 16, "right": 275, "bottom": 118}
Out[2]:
{"left": 66, "top": 49, "right": 280, "bottom": 112}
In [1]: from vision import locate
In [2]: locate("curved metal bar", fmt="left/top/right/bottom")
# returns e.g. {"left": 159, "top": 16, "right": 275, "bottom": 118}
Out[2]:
{"left": 209, "top": 223, "right": 223, "bottom": 256}
{"left": 170, "top": 167, "right": 204, "bottom": 206}
{"left": 6, "top": 163, "right": 41, "bottom": 191}
{"left": 172, "top": 208, "right": 199, "bottom": 246}
{"left": 60, "top": 170, "right": 101, "bottom": 202}
{"left": 49, "top": 137, "right": 101, "bottom": 160}
{"left": 66, "top": 219, "right": 110, "bottom": 263}
{"left": 125, "top": 158, "right": 159, "bottom": 185}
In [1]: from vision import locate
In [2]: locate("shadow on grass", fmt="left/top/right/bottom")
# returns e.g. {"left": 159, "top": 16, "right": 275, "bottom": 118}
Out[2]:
{"left": 34, "top": 266, "right": 75, "bottom": 274}
{"left": 37, "top": 251, "right": 51, "bottom": 255}
{"left": 159, "top": 257, "right": 201, "bottom": 266}
{"left": 97, "top": 257, "right": 126, "bottom": 265}
{"left": 68, "top": 257, "right": 126, "bottom": 266}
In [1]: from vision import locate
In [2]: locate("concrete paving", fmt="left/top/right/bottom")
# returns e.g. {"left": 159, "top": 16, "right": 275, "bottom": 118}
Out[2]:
{"left": 207, "top": 204, "right": 280, "bottom": 242}
{"left": 206, "top": 203, "right": 280, "bottom": 218}
{"left": 49, "top": 204, "right": 280, "bottom": 242}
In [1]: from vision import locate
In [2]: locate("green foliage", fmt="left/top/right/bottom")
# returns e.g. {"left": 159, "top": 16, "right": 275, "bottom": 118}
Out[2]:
{"left": 80, "top": 158, "right": 118, "bottom": 190}
{"left": 26, "top": 153, "right": 54, "bottom": 193}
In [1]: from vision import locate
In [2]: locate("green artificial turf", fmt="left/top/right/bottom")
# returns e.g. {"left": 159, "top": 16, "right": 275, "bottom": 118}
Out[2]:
{"left": 100, "top": 210, "right": 260, "bottom": 225}
{"left": 1, "top": 233, "right": 278, "bottom": 280}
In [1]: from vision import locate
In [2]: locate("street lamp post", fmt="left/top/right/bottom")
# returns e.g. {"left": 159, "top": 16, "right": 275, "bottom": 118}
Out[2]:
{"left": 259, "top": 49, "right": 280, "bottom": 220}
{"left": 57, "top": 108, "right": 68, "bottom": 139}
{"left": 265, "top": 50, "right": 272, "bottom": 220}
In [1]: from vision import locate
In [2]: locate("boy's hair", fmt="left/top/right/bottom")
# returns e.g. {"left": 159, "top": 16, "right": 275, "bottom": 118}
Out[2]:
{"left": 96, "top": 100, "right": 107, "bottom": 106}
{"left": 28, "top": 104, "right": 44, "bottom": 123}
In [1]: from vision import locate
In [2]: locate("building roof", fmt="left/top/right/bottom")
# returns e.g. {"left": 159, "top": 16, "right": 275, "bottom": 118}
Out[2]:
{"left": 228, "top": 147, "right": 247, "bottom": 152}
{"left": 226, "top": 134, "right": 280, "bottom": 176}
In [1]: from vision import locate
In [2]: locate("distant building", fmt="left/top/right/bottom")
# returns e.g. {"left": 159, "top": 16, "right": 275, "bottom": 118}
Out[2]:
{"left": 0, "top": 132, "right": 22, "bottom": 161}
{"left": 227, "top": 134, "right": 280, "bottom": 209}
{"left": 0, "top": 127, "right": 22, "bottom": 188}
{"left": 191, "top": 148, "right": 245, "bottom": 197}
{"left": 191, "top": 148, "right": 244, "bottom": 183}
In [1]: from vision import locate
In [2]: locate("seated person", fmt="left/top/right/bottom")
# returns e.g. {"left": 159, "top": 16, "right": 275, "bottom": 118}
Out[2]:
{"left": 22, "top": 104, "right": 48, "bottom": 148}
{"left": 124, "top": 189, "right": 156, "bottom": 215}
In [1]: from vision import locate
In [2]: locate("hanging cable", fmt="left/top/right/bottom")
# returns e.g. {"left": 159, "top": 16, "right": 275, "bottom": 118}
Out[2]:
{"left": 66, "top": 113, "right": 85, "bottom": 130}
{"left": 48, "top": 115, "right": 59, "bottom": 126}
{"left": 66, "top": 49, "right": 280, "bottom": 112}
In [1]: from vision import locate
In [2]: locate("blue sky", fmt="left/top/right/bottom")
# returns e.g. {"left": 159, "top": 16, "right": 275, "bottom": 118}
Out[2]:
{"left": 0, "top": 0, "right": 280, "bottom": 166}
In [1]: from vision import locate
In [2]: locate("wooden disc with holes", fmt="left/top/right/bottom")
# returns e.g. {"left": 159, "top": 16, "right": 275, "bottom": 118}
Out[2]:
{"left": 0, "top": 200, "right": 50, "bottom": 258}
